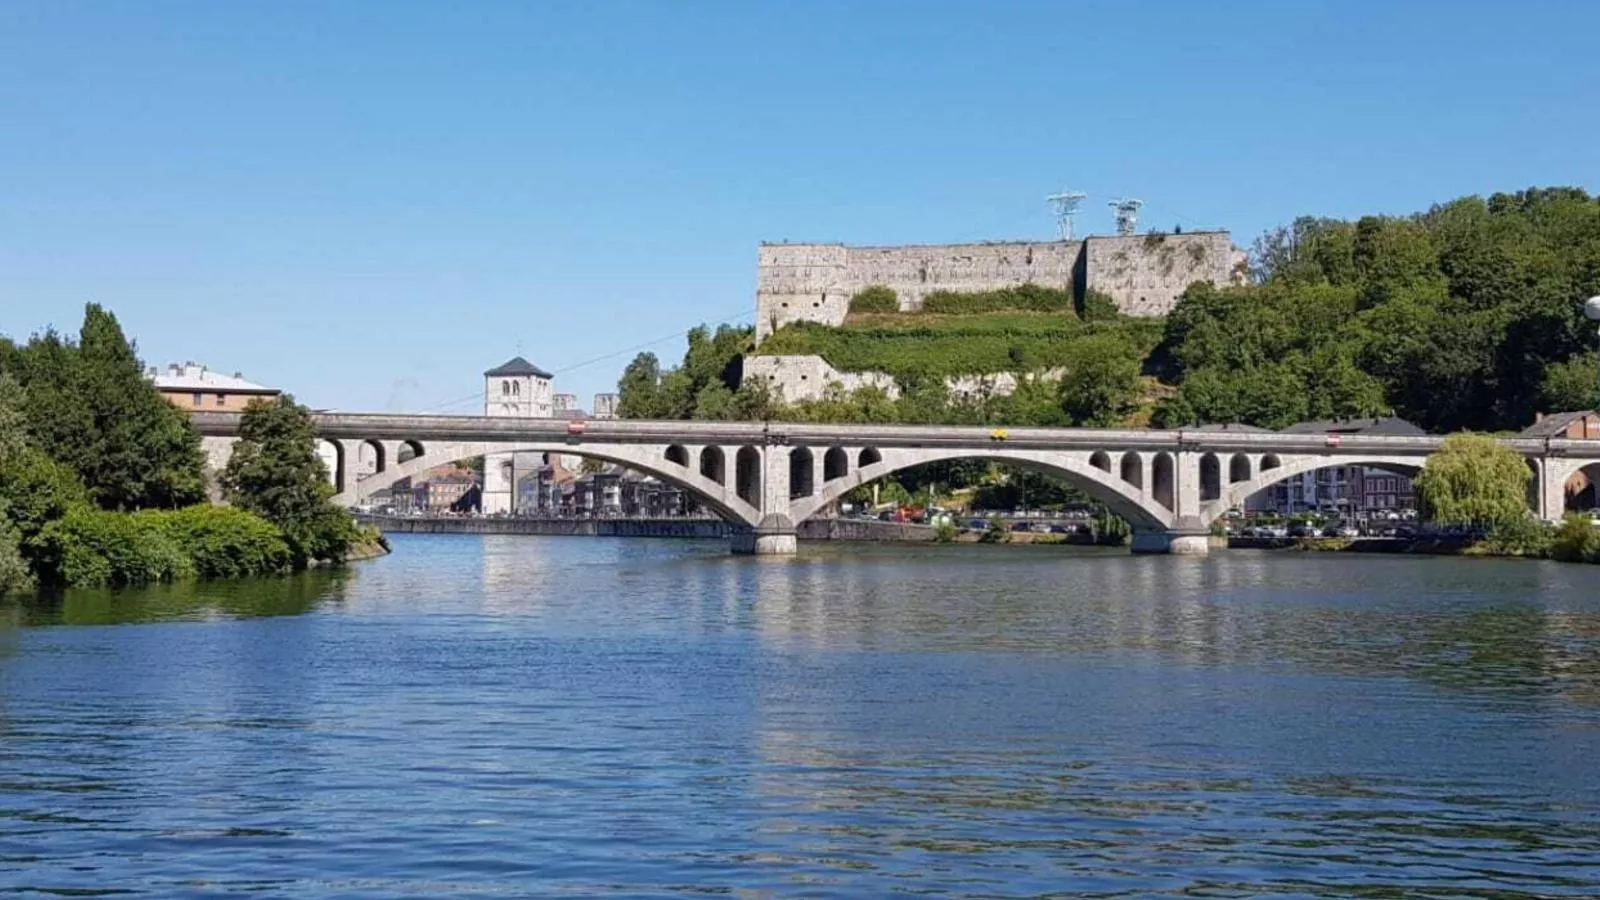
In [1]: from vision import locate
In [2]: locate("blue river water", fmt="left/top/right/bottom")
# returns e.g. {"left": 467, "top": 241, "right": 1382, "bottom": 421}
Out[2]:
{"left": 2, "top": 534, "right": 1599, "bottom": 897}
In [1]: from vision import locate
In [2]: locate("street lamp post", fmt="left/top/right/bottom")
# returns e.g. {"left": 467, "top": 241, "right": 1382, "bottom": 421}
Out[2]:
{"left": 1586, "top": 296, "right": 1600, "bottom": 411}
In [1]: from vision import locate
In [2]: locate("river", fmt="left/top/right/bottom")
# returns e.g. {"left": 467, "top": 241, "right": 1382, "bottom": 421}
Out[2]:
{"left": 2, "top": 535, "right": 1599, "bottom": 897}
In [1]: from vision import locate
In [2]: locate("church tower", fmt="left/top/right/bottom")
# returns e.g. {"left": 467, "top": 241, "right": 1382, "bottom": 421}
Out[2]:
{"left": 481, "top": 356, "right": 553, "bottom": 514}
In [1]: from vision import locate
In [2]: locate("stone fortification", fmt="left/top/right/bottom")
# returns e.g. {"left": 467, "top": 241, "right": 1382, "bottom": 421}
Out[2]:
{"left": 755, "top": 232, "right": 1243, "bottom": 338}
{"left": 743, "top": 355, "right": 1065, "bottom": 404}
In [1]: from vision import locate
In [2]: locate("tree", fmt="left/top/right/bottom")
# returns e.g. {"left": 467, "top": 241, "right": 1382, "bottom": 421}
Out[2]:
{"left": 221, "top": 395, "right": 355, "bottom": 565}
{"left": 0, "top": 375, "right": 36, "bottom": 594}
{"left": 1539, "top": 353, "right": 1598, "bottom": 414}
{"left": 1414, "top": 434, "right": 1532, "bottom": 530}
{"left": 1057, "top": 335, "right": 1141, "bottom": 426}
{"left": 3, "top": 305, "right": 205, "bottom": 510}
{"left": 616, "top": 352, "right": 665, "bottom": 419}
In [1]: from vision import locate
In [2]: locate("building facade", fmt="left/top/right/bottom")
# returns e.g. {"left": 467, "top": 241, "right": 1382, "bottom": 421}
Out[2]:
{"left": 482, "top": 356, "right": 554, "bottom": 514}
{"left": 149, "top": 362, "right": 280, "bottom": 411}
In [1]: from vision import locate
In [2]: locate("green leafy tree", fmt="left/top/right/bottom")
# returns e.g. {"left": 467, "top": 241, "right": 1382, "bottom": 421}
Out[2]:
{"left": 1539, "top": 353, "right": 1599, "bottom": 414}
{"left": 1057, "top": 334, "right": 1141, "bottom": 426}
{"left": 4, "top": 305, "right": 205, "bottom": 510}
{"left": 221, "top": 395, "right": 356, "bottom": 565}
{"left": 1414, "top": 434, "right": 1533, "bottom": 530}
{"left": 616, "top": 352, "right": 666, "bottom": 419}
{"left": 0, "top": 375, "right": 33, "bottom": 594}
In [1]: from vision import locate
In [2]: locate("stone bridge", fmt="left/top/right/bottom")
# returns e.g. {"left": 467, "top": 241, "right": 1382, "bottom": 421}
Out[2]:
{"left": 190, "top": 412, "right": 1600, "bottom": 555}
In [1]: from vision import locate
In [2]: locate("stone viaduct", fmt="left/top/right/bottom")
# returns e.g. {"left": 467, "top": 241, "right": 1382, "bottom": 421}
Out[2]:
{"left": 190, "top": 412, "right": 1600, "bottom": 556}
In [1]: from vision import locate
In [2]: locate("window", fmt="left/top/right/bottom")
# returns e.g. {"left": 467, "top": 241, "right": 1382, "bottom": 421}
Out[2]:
{"left": 215, "top": 393, "right": 226, "bottom": 406}
{"left": 192, "top": 392, "right": 203, "bottom": 406}
{"left": 502, "top": 382, "right": 510, "bottom": 396}
{"left": 512, "top": 381, "right": 520, "bottom": 395}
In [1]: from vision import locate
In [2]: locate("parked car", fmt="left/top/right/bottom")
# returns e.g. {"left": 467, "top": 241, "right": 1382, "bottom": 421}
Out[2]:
{"left": 1048, "top": 523, "right": 1071, "bottom": 534}
{"left": 1010, "top": 521, "right": 1032, "bottom": 532}
{"left": 970, "top": 518, "right": 989, "bottom": 530}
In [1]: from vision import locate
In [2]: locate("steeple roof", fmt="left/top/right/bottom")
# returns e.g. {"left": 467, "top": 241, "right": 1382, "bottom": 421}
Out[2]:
{"left": 483, "top": 356, "right": 552, "bottom": 378}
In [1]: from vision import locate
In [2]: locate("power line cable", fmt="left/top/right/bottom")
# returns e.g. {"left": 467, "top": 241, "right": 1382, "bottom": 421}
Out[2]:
{"left": 411, "top": 305, "right": 756, "bottom": 413}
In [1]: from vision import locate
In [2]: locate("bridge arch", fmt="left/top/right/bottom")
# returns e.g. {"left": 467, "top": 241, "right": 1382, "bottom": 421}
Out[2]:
{"left": 1565, "top": 461, "right": 1600, "bottom": 511}
{"left": 1204, "top": 453, "right": 1427, "bottom": 524}
{"left": 699, "top": 446, "right": 725, "bottom": 485}
{"left": 335, "top": 441, "right": 762, "bottom": 526}
{"left": 823, "top": 447, "right": 849, "bottom": 482}
{"left": 788, "top": 447, "right": 1174, "bottom": 530}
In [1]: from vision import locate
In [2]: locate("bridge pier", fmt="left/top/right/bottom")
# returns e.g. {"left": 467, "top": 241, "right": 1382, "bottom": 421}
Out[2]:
{"left": 731, "top": 514, "right": 799, "bottom": 555}
{"left": 1130, "top": 530, "right": 1211, "bottom": 555}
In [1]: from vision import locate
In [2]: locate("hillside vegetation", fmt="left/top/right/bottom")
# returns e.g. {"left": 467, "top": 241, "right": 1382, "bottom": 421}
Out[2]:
{"left": 619, "top": 187, "right": 1600, "bottom": 434}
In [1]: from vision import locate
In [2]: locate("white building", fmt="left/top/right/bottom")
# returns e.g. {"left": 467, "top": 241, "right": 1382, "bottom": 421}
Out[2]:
{"left": 481, "top": 357, "right": 555, "bottom": 514}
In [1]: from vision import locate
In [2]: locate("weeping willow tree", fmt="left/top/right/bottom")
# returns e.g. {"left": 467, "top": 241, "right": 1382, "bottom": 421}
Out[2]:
{"left": 1414, "top": 434, "right": 1532, "bottom": 529}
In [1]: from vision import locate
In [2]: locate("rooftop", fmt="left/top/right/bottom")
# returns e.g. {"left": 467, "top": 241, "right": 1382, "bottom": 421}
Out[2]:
{"left": 1519, "top": 410, "right": 1600, "bottom": 438}
{"left": 148, "top": 362, "right": 276, "bottom": 394}
{"left": 1191, "top": 422, "right": 1273, "bottom": 433}
{"left": 1279, "top": 417, "right": 1425, "bottom": 437}
{"left": 484, "top": 356, "right": 553, "bottom": 379}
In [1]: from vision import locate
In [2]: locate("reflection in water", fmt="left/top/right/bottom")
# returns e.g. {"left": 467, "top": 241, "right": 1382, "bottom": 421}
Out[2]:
{"left": 1, "top": 536, "right": 1598, "bottom": 897}
{"left": 1, "top": 568, "right": 345, "bottom": 627}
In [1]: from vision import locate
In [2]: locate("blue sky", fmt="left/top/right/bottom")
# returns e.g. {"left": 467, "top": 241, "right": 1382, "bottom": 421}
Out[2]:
{"left": 2, "top": 0, "right": 1595, "bottom": 412}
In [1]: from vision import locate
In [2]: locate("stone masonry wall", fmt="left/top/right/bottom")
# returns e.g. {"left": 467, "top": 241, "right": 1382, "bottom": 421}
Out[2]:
{"left": 744, "top": 355, "right": 1068, "bottom": 405}
{"left": 756, "top": 232, "right": 1239, "bottom": 338}
{"left": 1082, "top": 232, "right": 1243, "bottom": 317}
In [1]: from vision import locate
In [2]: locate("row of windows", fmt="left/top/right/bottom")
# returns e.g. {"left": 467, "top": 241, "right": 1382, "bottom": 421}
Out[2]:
{"left": 191, "top": 392, "right": 228, "bottom": 406}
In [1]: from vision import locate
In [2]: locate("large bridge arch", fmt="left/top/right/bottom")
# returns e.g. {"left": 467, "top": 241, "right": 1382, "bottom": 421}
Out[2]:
{"left": 334, "top": 440, "right": 763, "bottom": 526}
{"left": 786, "top": 447, "right": 1174, "bottom": 530}
{"left": 1203, "top": 453, "right": 1427, "bottom": 524}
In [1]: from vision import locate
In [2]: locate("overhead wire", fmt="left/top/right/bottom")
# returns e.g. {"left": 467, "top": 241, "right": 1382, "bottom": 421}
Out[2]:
{"left": 411, "top": 304, "right": 756, "bottom": 414}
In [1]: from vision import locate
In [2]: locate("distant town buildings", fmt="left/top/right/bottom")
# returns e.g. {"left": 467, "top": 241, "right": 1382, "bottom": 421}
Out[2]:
{"left": 148, "top": 362, "right": 279, "bottom": 411}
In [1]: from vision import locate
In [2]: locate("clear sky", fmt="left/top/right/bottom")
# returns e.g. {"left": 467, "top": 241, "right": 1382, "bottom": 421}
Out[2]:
{"left": 2, "top": 0, "right": 1595, "bottom": 412}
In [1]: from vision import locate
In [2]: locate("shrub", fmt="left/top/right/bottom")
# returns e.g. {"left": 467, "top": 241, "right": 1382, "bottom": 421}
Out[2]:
{"left": 755, "top": 318, "right": 1163, "bottom": 385}
{"left": 0, "top": 447, "right": 91, "bottom": 548}
{"left": 980, "top": 515, "right": 1010, "bottom": 543}
{"left": 933, "top": 519, "right": 958, "bottom": 543}
{"left": 140, "top": 506, "right": 292, "bottom": 578}
{"left": 39, "top": 507, "right": 194, "bottom": 588}
{"left": 848, "top": 285, "right": 898, "bottom": 314}
{"left": 1078, "top": 289, "right": 1120, "bottom": 322}
{"left": 1483, "top": 515, "right": 1551, "bottom": 557}
{"left": 920, "top": 283, "right": 1076, "bottom": 315}
{"left": 1549, "top": 513, "right": 1600, "bottom": 563}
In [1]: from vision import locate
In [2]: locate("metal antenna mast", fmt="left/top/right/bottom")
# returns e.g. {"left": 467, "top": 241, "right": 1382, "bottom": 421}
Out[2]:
{"left": 1046, "top": 190, "right": 1088, "bottom": 240}
{"left": 1109, "top": 198, "right": 1143, "bottom": 236}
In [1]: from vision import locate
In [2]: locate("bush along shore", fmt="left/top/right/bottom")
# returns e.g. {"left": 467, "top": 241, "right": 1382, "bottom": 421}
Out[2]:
{"left": 0, "top": 304, "right": 384, "bottom": 596}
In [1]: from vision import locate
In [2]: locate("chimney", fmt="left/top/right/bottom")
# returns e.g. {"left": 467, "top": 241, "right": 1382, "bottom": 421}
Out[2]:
{"left": 169, "top": 363, "right": 180, "bottom": 376}
{"left": 233, "top": 371, "right": 243, "bottom": 379}
{"left": 1535, "top": 412, "right": 1545, "bottom": 423}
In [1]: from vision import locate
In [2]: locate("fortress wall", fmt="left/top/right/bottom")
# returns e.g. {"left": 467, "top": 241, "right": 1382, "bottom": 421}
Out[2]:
{"left": 842, "top": 241, "right": 1080, "bottom": 311}
{"left": 755, "top": 232, "right": 1243, "bottom": 340}
{"left": 756, "top": 244, "right": 851, "bottom": 339}
{"left": 743, "top": 355, "right": 899, "bottom": 402}
{"left": 1082, "top": 232, "right": 1239, "bottom": 317}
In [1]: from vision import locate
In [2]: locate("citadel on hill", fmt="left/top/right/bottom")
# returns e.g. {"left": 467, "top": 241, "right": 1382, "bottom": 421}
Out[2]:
{"left": 748, "top": 229, "right": 1246, "bottom": 403}
{"left": 755, "top": 230, "right": 1246, "bottom": 339}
